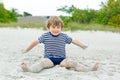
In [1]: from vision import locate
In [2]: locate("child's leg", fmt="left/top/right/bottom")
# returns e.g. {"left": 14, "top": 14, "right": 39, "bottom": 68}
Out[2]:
{"left": 21, "top": 58, "right": 54, "bottom": 73}
{"left": 74, "top": 62, "right": 99, "bottom": 72}
{"left": 60, "top": 59, "right": 99, "bottom": 72}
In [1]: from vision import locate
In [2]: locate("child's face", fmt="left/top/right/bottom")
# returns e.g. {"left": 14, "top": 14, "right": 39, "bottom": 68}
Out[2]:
{"left": 48, "top": 25, "right": 62, "bottom": 36}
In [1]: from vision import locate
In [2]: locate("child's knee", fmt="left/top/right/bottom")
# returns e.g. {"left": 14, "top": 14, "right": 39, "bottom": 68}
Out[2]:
{"left": 69, "top": 59, "right": 77, "bottom": 65}
{"left": 60, "top": 59, "right": 67, "bottom": 67}
{"left": 29, "top": 59, "right": 45, "bottom": 72}
{"left": 29, "top": 61, "right": 45, "bottom": 73}
{"left": 30, "top": 58, "right": 54, "bottom": 73}
{"left": 66, "top": 59, "right": 77, "bottom": 68}
{"left": 41, "top": 58, "right": 54, "bottom": 68}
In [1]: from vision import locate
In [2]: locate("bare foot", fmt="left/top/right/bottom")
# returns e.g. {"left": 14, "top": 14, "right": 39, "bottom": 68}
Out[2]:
{"left": 92, "top": 62, "right": 99, "bottom": 71}
{"left": 21, "top": 62, "right": 29, "bottom": 72}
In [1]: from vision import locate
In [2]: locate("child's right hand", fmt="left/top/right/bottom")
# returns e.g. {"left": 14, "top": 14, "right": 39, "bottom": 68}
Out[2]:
{"left": 82, "top": 44, "right": 88, "bottom": 49}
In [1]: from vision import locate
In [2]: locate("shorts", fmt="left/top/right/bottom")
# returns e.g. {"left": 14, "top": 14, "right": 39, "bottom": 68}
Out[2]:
{"left": 49, "top": 57, "right": 65, "bottom": 65}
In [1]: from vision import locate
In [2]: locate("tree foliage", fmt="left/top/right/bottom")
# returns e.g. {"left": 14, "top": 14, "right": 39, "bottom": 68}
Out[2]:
{"left": 58, "top": 0, "right": 120, "bottom": 27}
{"left": 57, "top": 5, "right": 76, "bottom": 14}
{"left": 0, "top": 3, "right": 17, "bottom": 22}
{"left": 108, "top": 14, "right": 120, "bottom": 27}
{"left": 71, "top": 9, "right": 96, "bottom": 23}
{"left": 96, "top": 0, "right": 120, "bottom": 25}
{"left": 23, "top": 11, "right": 32, "bottom": 17}
{"left": 0, "top": 3, "right": 32, "bottom": 23}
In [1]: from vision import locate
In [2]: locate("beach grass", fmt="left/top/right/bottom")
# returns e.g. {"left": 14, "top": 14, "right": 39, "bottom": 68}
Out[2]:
{"left": 66, "top": 22, "right": 120, "bottom": 32}
{"left": 0, "top": 22, "right": 45, "bottom": 29}
{"left": 0, "top": 22, "right": 120, "bottom": 32}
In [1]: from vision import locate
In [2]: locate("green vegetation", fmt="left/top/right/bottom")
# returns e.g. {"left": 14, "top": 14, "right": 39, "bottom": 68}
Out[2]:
{"left": 0, "top": 3, "right": 17, "bottom": 22}
{"left": 66, "top": 22, "right": 120, "bottom": 32}
{"left": 0, "top": 3, "right": 32, "bottom": 23}
{"left": 58, "top": 0, "right": 120, "bottom": 32}
{"left": 0, "top": 22, "right": 45, "bottom": 29}
{"left": 0, "top": 22, "right": 120, "bottom": 32}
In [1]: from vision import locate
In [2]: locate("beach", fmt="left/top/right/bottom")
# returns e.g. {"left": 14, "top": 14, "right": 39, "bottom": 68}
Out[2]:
{"left": 0, "top": 27, "right": 120, "bottom": 80}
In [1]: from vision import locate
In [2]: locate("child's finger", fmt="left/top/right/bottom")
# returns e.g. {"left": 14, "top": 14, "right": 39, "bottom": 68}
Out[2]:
{"left": 21, "top": 49, "right": 27, "bottom": 53}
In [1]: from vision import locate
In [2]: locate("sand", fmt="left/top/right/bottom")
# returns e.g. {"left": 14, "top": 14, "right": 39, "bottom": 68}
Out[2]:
{"left": 0, "top": 27, "right": 120, "bottom": 80}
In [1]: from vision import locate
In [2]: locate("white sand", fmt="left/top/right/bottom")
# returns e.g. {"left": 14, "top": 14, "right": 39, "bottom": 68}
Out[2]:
{"left": 0, "top": 27, "right": 120, "bottom": 80}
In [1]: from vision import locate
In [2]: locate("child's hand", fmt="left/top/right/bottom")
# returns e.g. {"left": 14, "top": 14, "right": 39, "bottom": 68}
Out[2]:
{"left": 82, "top": 44, "right": 88, "bottom": 49}
{"left": 21, "top": 49, "right": 27, "bottom": 54}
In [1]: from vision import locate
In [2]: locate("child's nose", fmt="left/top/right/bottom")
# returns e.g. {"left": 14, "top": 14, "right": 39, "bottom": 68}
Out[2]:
{"left": 55, "top": 27, "right": 58, "bottom": 29}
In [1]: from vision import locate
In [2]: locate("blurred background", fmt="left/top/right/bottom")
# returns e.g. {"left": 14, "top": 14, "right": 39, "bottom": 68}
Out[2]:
{"left": 0, "top": 0, "right": 120, "bottom": 32}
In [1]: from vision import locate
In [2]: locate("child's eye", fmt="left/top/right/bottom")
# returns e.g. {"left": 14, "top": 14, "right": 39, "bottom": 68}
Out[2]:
{"left": 52, "top": 26, "right": 56, "bottom": 28}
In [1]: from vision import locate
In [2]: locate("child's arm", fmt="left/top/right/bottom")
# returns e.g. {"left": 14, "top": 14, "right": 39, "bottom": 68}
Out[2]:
{"left": 72, "top": 39, "right": 88, "bottom": 49}
{"left": 22, "top": 39, "right": 39, "bottom": 53}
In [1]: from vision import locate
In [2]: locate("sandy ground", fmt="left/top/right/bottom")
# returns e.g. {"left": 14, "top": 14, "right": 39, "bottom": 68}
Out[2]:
{"left": 0, "top": 27, "right": 120, "bottom": 80}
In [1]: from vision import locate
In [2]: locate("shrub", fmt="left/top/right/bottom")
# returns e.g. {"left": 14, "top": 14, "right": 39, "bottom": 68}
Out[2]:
{"left": 108, "top": 14, "right": 120, "bottom": 27}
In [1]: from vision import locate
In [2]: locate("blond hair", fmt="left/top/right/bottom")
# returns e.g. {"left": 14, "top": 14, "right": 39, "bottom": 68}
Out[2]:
{"left": 46, "top": 16, "right": 64, "bottom": 28}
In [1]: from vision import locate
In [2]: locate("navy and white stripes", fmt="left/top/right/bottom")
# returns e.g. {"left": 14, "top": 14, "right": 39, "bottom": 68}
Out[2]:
{"left": 38, "top": 32, "right": 72, "bottom": 58}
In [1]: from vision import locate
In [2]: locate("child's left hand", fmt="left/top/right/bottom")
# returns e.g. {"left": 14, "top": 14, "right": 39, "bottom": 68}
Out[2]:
{"left": 21, "top": 49, "right": 27, "bottom": 54}
{"left": 82, "top": 44, "right": 88, "bottom": 49}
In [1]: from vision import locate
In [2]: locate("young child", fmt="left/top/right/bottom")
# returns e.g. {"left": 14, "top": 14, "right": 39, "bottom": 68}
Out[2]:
{"left": 21, "top": 16, "right": 99, "bottom": 73}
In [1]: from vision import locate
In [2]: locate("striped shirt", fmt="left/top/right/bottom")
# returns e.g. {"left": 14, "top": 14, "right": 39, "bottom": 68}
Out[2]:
{"left": 38, "top": 32, "right": 72, "bottom": 58}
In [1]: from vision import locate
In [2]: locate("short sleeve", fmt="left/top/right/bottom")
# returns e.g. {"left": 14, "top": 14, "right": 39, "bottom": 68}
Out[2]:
{"left": 38, "top": 34, "right": 45, "bottom": 43}
{"left": 65, "top": 34, "right": 72, "bottom": 44}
